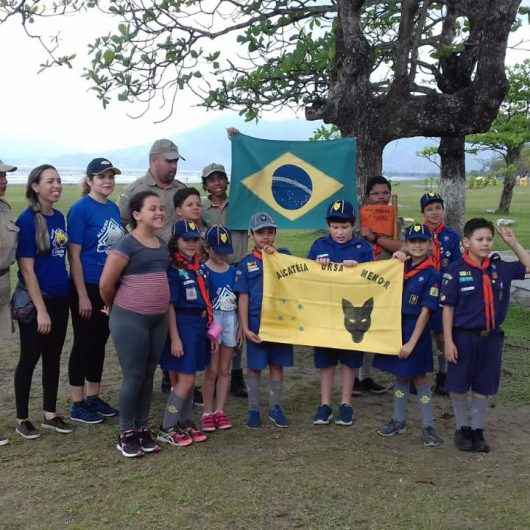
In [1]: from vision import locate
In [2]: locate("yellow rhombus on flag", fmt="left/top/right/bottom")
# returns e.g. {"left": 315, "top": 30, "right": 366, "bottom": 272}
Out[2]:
{"left": 259, "top": 253, "right": 404, "bottom": 355}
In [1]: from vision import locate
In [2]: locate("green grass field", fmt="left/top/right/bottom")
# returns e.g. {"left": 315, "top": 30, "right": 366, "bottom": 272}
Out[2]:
{"left": 1, "top": 180, "right": 530, "bottom": 529}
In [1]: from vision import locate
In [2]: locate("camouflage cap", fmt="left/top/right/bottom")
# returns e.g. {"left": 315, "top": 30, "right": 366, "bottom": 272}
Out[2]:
{"left": 201, "top": 163, "right": 227, "bottom": 180}
{"left": 149, "top": 139, "right": 185, "bottom": 161}
{"left": 0, "top": 160, "right": 17, "bottom": 173}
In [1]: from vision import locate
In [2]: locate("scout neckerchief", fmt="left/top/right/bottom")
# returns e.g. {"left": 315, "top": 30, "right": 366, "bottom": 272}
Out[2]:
{"left": 172, "top": 251, "right": 213, "bottom": 325}
{"left": 462, "top": 251, "right": 495, "bottom": 331}
{"left": 404, "top": 257, "right": 436, "bottom": 281}
{"left": 252, "top": 248, "right": 263, "bottom": 261}
{"left": 424, "top": 221, "right": 445, "bottom": 271}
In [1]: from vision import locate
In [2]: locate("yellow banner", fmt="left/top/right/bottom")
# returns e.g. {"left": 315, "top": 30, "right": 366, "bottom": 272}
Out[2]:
{"left": 260, "top": 253, "right": 403, "bottom": 355}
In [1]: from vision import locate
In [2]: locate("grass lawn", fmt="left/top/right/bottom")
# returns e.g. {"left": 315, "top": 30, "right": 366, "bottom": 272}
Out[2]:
{"left": 1, "top": 180, "right": 530, "bottom": 529}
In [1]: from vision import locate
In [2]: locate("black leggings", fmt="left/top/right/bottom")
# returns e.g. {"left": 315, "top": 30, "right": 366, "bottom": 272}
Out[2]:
{"left": 14, "top": 296, "right": 69, "bottom": 419}
{"left": 69, "top": 283, "right": 110, "bottom": 387}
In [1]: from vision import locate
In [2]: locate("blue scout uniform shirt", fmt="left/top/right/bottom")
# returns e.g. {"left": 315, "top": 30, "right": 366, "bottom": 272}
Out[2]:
{"left": 206, "top": 265, "right": 237, "bottom": 312}
{"left": 440, "top": 255, "right": 526, "bottom": 330}
{"left": 436, "top": 226, "right": 461, "bottom": 273}
{"left": 67, "top": 195, "right": 125, "bottom": 284}
{"left": 167, "top": 264, "right": 209, "bottom": 311}
{"left": 307, "top": 235, "right": 374, "bottom": 263}
{"left": 402, "top": 262, "right": 440, "bottom": 318}
{"left": 16, "top": 208, "right": 69, "bottom": 297}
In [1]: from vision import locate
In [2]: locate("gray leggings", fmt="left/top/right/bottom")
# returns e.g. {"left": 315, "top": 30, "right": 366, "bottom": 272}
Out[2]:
{"left": 109, "top": 305, "right": 168, "bottom": 431}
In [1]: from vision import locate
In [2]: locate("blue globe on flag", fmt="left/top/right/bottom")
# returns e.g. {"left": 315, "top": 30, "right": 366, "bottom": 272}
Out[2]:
{"left": 271, "top": 164, "right": 313, "bottom": 210}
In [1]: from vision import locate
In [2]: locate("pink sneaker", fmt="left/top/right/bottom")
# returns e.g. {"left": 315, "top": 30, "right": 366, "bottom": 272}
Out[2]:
{"left": 156, "top": 427, "right": 193, "bottom": 448}
{"left": 214, "top": 410, "right": 233, "bottom": 430}
{"left": 183, "top": 421, "right": 208, "bottom": 443}
{"left": 201, "top": 413, "right": 216, "bottom": 432}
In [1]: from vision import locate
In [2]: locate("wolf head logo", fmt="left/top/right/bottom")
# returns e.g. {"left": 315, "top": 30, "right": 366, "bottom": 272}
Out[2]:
{"left": 342, "top": 297, "right": 374, "bottom": 343}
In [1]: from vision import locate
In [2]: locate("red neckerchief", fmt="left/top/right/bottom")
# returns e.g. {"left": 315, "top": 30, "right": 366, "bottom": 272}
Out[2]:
{"left": 462, "top": 251, "right": 495, "bottom": 331}
{"left": 372, "top": 242, "right": 383, "bottom": 257}
{"left": 424, "top": 222, "right": 445, "bottom": 271}
{"left": 252, "top": 248, "right": 263, "bottom": 261}
{"left": 404, "top": 257, "right": 436, "bottom": 280}
{"left": 172, "top": 252, "right": 213, "bottom": 324}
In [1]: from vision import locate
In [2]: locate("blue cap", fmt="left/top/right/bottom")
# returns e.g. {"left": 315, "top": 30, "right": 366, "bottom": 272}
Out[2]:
{"left": 249, "top": 212, "right": 277, "bottom": 231}
{"left": 405, "top": 223, "right": 432, "bottom": 241}
{"left": 86, "top": 158, "right": 121, "bottom": 176}
{"left": 206, "top": 225, "right": 233, "bottom": 255}
{"left": 420, "top": 192, "right": 444, "bottom": 212}
{"left": 326, "top": 200, "right": 355, "bottom": 221}
{"left": 172, "top": 220, "right": 201, "bottom": 240}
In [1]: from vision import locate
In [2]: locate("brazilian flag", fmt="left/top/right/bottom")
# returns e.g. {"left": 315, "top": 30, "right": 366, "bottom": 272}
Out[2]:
{"left": 227, "top": 133, "right": 357, "bottom": 229}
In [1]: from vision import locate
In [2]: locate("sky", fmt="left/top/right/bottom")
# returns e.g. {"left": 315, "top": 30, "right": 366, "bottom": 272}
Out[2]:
{"left": 1, "top": 4, "right": 529, "bottom": 156}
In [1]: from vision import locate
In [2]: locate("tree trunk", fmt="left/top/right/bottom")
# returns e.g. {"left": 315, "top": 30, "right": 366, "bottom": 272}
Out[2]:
{"left": 355, "top": 136, "right": 384, "bottom": 202}
{"left": 439, "top": 136, "right": 466, "bottom": 234}
{"left": 497, "top": 147, "right": 521, "bottom": 214}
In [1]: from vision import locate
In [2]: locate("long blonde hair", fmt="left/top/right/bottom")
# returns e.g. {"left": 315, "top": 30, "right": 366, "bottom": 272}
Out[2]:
{"left": 25, "top": 164, "right": 57, "bottom": 255}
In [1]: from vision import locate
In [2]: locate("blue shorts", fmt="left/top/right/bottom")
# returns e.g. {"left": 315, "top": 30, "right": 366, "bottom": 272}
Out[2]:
{"left": 247, "top": 340, "right": 293, "bottom": 370}
{"left": 373, "top": 317, "right": 433, "bottom": 378}
{"left": 314, "top": 348, "right": 363, "bottom": 369}
{"left": 160, "top": 312, "right": 211, "bottom": 375}
{"left": 446, "top": 328, "right": 504, "bottom": 396}
{"left": 430, "top": 308, "right": 443, "bottom": 335}
{"left": 213, "top": 309, "right": 238, "bottom": 348}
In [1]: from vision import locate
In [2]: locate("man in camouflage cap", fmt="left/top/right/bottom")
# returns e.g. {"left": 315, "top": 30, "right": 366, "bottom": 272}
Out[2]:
{"left": 119, "top": 139, "right": 187, "bottom": 242}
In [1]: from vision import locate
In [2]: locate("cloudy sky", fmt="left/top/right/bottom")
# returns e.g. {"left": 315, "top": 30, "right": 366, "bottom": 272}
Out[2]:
{"left": 1, "top": 4, "right": 529, "bottom": 155}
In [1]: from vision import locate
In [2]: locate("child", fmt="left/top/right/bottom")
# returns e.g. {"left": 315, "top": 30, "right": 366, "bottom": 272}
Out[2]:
{"left": 441, "top": 218, "right": 530, "bottom": 452}
{"left": 157, "top": 220, "right": 215, "bottom": 447}
{"left": 201, "top": 225, "right": 239, "bottom": 431}
{"left": 374, "top": 224, "right": 443, "bottom": 447}
{"left": 420, "top": 192, "right": 461, "bottom": 395}
{"left": 308, "top": 200, "right": 374, "bottom": 427}
{"left": 234, "top": 212, "right": 293, "bottom": 428}
{"left": 174, "top": 188, "right": 206, "bottom": 236}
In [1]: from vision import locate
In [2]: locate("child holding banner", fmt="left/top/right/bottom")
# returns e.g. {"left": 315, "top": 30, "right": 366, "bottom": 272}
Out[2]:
{"left": 235, "top": 212, "right": 293, "bottom": 429}
{"left": 441, "top": 219, "right": 530, "bottom": 452}
{"left": 374, "top": 224, "right": 443, "bottom": 447}
{"left": 308, "top": 200, "right": 374, "bottom": 427}
{"left": 420, "top": 192, "right": 461, "bottom": 396}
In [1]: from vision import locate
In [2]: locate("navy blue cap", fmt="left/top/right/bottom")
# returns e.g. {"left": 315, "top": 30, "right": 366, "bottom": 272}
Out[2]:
{"left": 249, "top": 212, "right": 277, "bottom": 231}
{"left": 172, "top": 220, "right": 201, "bottom": 240}
{"left": 86, "top": 158, "right": 121, "bottom": 176}
{"left": 420, "top": 192, "right": 444, "bottom": 212}
{"left": 326, "top": 200, "right": 355, "bottom": 221}
{"left": 405, "top": 223, "right": 432, "bottom": 241}
{"left": 206, "top": 224, "right": 233, "bottom": 255}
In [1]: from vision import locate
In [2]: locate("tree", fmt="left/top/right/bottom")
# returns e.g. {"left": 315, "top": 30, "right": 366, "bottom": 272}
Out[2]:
{"left": 2, "top": 0, "right": 522, "bottom": 203}
{"left": 467, "top": 60, "right": 530, "bottom": 213}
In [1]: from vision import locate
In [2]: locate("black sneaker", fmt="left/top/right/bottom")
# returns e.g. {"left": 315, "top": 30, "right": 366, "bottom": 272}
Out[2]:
{"left": 137, "top": 428, "right": 160, "bottom": 453}
{"left": 230, "top": 369, "right": 248, "bottom": 398}
{"left": 161, "top": 371, "right": 171, "bottom": 394}
{"left": 193, "top": 386, "right": 204, "bottom": 407}
{"left": 471, "top": 429, "right": 491, "bottom": 453}
{"left": 0, "top": 435, "right": 9, "bottom": 446}
{"left": 360, "top": 377, "right": 389, "bottom": 395}
{"left": 454, "top": 426, "right": 473, "bottom": 452}
{"left": 16, "top": 420, "right": 40, "bottom": 440}
{"left": 41, "top": 416, "right": 73, "bottom": 434}
{"left": 116, "top": 430, "right": 143, "bottom": 458}
{"left": 434, "top": 372, "right": 449, "bottom": 396}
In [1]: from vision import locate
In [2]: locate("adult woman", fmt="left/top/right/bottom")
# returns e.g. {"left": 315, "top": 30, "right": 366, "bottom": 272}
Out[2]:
{"left": 14, "top": 165, "right": 72, "bottom": 439}
{"left": 100, "top": 191, "right": 170, "bottom": 458}
{"left": 0, "top": 160, "right": 19, "bottom": 446}
{"left": 67, "top": 158, "right": 125, "bottom": 424}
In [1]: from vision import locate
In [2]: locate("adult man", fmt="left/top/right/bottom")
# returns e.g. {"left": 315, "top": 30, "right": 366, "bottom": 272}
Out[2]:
{"left": 119, "top": 139, "right": 187, "bottom": 243}
{"left": 201, "top": 162, "right": 249, "bottom": 398}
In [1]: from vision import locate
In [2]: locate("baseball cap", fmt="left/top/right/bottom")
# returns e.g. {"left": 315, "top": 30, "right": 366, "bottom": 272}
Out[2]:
{"left": 249, "top": 212, "right": 277, "bottom": 232}
{"left": 206, "top": 225, "right": 234, "bottom": 255}
{"left": 149, "top": 139, "right": 185, "bottom": 161}
{"left": 405, "top": 223, "right": 432, "bottom": 241}
{"left": 326, "top": 200, "right": 355, "bottom": 221}
{"left": 0, "top": 160, "right": 17, "bottom": 173}
{"left": 420, "top": 192, "right": 444, "bottom": 212}
{"left": 172, "top": 220, "right": 201, "bottom": 240}
{"left": 86, "top": 158, "right": 121, "bottom": 176}
{"left": 202, "top": 163, "right": 227, "bottom": 181}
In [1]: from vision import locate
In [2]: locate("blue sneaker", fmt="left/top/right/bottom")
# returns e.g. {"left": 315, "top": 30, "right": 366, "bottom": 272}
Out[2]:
{"left": 246, "top": 410, "right": 261, "bottom": 429}
{"left": 335, "top": 404, "right": 354, "bottom": 426}
{"left": 313, "top": 404, "right": 333, "bottom": 425}
{"left": 268, "top": 405, "right": 288, "bottom": 428}
{"left": 87, "top": 397, "right": 119, "bottom": 418}
{"left": 70, "top": 402, "right": 104, "bottom": 424}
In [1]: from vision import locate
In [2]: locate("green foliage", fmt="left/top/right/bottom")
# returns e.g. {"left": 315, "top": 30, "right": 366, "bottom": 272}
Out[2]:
{"left": 310, "top": 124, "right": 341, "bottom": 141}
{"left": 468, "top": 174, "right": 499, "bottom": 189}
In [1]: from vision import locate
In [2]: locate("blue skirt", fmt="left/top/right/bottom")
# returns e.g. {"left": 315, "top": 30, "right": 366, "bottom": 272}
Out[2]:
{"left": 373, "top": 315, "right": 433, "bottom": 378}
{"left": 160, "top": 312, "right": 210, "bottom": 374}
